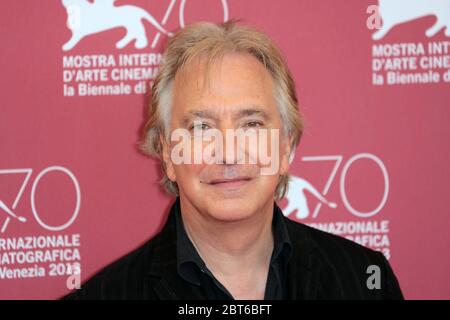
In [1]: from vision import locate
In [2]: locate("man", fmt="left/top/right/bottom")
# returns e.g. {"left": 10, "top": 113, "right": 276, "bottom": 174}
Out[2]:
{"left": 64, "top": 20, "right": 403, "bottom": 300}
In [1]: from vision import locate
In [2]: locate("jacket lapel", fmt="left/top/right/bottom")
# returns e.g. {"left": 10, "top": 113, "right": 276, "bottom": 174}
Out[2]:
{"left": 145, "top": 205, "right": 206, "bottom": 300}
{"left": 285, "top": 219, "right": 322, "bottom": 300}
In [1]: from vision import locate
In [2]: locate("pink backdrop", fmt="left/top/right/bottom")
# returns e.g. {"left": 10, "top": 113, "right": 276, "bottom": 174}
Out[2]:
{"left": 1, "top": 0, "right": 449, "bottom": 299}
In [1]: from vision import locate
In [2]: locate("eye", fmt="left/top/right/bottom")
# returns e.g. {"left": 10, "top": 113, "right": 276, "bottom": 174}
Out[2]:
{"left": 190, "top": 122, "right": 211, "bottom": 131}
{"left": 244, "top": 121, "right": 263, "bottom": 128}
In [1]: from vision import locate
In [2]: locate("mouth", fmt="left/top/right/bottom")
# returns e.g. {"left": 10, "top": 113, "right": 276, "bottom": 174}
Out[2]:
{"left": 207, "top": 176, "right": 253, "bottom": 189}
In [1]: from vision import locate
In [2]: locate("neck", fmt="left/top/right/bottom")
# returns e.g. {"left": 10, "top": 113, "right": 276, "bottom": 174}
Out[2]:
{"left": 178, "top": 196, "right": 275, "bottom": 277}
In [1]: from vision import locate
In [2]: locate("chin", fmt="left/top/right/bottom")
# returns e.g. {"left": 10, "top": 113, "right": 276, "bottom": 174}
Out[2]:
{"left": 204, "top": 198, "right": 258, "bottom": 222}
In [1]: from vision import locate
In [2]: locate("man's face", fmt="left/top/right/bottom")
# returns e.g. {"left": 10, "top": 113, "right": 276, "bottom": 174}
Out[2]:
{"left": 162, "top": 52, "right": 291, "bottom": 222}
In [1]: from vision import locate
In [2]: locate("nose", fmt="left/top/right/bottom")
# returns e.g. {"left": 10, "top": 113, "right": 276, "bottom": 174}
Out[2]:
{"left": 215, "top": 127, "right": 247, "bottom": 165}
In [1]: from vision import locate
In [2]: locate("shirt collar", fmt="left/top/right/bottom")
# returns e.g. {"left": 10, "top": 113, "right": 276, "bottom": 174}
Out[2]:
{"left": 174, "top": 197, "right": 293, "bottom": 286}
{"left": 271, "top": 202, "right": 293, "bottom": 264}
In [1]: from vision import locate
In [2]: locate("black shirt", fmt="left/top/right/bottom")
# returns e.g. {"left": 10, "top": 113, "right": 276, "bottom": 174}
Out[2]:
{"left": 174, "top": 198, "right": 292, "bottom": 300}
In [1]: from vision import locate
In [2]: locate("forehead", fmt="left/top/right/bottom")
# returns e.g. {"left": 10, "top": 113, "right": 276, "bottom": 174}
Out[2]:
{"left": 172, "top": 52, "right": 277, "bottom": 118}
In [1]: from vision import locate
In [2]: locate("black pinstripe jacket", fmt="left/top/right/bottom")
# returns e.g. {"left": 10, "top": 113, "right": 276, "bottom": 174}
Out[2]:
{"left": 63, "top": 198, "right": 403, "bottom": 300}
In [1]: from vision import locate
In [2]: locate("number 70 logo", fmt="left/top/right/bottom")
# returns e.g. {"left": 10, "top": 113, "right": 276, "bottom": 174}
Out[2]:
{"left": 0, "top": 166, "right": 81, "bottom": 233}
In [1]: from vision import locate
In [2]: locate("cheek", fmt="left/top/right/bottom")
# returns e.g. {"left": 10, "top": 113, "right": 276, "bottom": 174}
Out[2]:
{"left": 173, "top": 163, "right": 204, "bottom": 187}
{"left": 251, "top": 129, "right": 283, "bottom": 175}
{"left": 256, "top": 174, "right": 280, "bottom": 193}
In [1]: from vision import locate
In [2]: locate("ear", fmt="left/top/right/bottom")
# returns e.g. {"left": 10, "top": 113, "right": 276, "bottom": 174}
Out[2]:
{"left": 279, "top": 134, "right": 294, "bottom": 176}
{"left": 160, "top": 133, "right": 177, "bottom": 182}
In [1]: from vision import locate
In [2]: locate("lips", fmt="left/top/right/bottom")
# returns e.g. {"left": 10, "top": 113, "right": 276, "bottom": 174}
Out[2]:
{"left": 208, "top": 176, "right": 253, "bottom": 188}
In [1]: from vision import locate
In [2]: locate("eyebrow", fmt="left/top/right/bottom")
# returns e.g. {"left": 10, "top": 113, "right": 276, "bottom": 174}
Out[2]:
{"left": 182, "top": 107, "right": 271, "bottom": 126}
